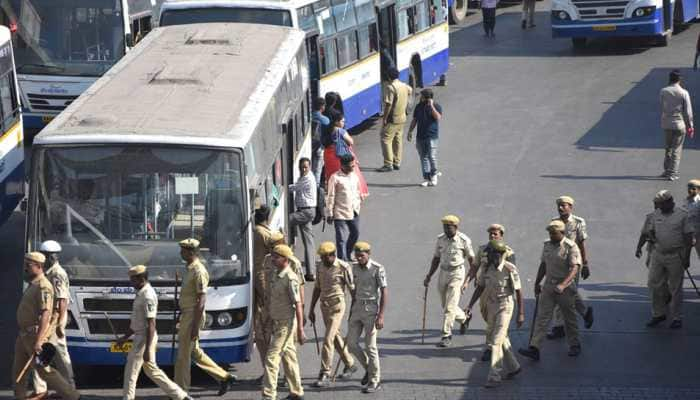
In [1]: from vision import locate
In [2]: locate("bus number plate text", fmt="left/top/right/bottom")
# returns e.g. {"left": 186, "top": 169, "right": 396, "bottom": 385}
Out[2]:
{"left": 110, "top": 341, "right": 132, "bottom": 353}
{"left": 593, "top": 25, "right": 616, "bottom": 31}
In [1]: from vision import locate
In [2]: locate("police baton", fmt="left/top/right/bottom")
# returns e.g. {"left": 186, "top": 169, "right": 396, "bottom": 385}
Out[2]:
{"left": 421, "top": 286, "right": 428, "bottom": 344}
{"left": 171, "top": 271, "right": 180, "bottom": 364}
{"left": 311, "top": 320, "right": 321, "bottom": 355}
{"left": 103, "top": 312, "right": 120, "bottom": 341}
{"left": 686, "top": 269, "right": 700, "bottom": 298}
{"left": 528, "top": 293, "right": 540, "bottom": 344}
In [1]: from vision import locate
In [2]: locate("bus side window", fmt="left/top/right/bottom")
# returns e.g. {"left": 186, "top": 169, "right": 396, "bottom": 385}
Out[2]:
{"left": 320, "top": 38, "right": 338, "bottom": 75}
{"left": 416, "top": 1, "right": 430, "bottom": 31}
{"left": 357, "top": 23, "right": 377, "bottom": 59}
{"left": 0, "top": 72, "right": 17, "bottom": 130}
{"left": 336, "top": 30, "right": 358, "bottom": 68}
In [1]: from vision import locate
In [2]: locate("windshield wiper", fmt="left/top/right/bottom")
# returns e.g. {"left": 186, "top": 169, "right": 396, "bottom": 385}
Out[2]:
{"left": 18, "top": 63, "right": 65, "bottom": 72}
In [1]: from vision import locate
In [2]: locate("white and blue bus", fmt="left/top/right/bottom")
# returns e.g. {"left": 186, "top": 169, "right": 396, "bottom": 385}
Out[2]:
{"left": 552, "top": 0, "right": 698, "bottom": 47}
{"left": 0, "top": 25, "right": 23, "bottom": 227}
{"left": 26, "top": 22, "right": 311, "bottom": 365}
{"left": 0, "top": 0, "right": 134, "bottom": 135}
{"left": 159, "top": 0, "right": 450, "bottom": 129}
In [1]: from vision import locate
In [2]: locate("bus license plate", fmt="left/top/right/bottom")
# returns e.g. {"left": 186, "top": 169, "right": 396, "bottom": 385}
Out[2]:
{"left": 110, "top": 341, "right": 132, "bottom": 353}
{"left": 593, "top": 25, "right": 616, "bottom": 31}
{"left": 41, "top": 116, "right": 54, "bottom": 123}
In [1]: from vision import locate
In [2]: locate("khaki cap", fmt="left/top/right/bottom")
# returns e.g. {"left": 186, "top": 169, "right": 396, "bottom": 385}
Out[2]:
{"left": 25, "top": 252, "right": 46, "bottom": 264}
{"left": 556, "top": 196, "right": 575, "bottom": 206}
{"left": 441, "top": 215, "right": 460, "bottom": 226}
{"left": 272, "top": 244, "right": 294, "bottom": 259}
{"left": 179, "top": 238, "right": 200, "bottom": 249}
{"left": 487, "top": 224, "right": 505, "bottom": 234}
{"left": 654, "top": 190, "right": 672, "bottom": 203}
{"left": 688, "top": 179, "right": 700, "bottom": 188}
{"left": 270, "top": 231, "right": 285, "bottom": 244}
{"left": 318, "top": 242, "right": 337, "bottom": 255}
{"left": 354, "top": 241, "right": 371, "bottom": 252}
{"left": 547, "top": 220, "right": 566, "bottom": 232}
{"left": 128, "top": 265, "right": 147, "bottom": 276}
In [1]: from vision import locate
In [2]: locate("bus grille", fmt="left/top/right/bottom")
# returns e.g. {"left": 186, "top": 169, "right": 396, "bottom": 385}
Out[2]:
{"left": 26, "top": 93, "right": 78, "bottom": 112}
{"left": 83, "top": 298, "right": 177, "bottom": 312}
{"left": 87, "top": 318, "right": 177, "bottom": 335}
{"left": 571, "top": 0, "right": 630, "bottom": 20}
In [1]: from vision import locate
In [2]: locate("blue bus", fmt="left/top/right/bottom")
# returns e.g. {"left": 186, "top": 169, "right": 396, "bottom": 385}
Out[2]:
{"left": 552, "top": 0, "right": 698, "bottom": 47}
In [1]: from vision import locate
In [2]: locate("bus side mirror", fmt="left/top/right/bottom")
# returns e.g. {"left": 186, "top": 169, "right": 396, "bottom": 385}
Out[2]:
{"left": 20, "top": 198, "right": 27, "bottom": 212}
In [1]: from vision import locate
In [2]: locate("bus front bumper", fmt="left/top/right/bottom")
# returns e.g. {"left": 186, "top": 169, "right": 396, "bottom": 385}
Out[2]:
{"left": 552, "top": 12, "right": 663, "bottom": 38}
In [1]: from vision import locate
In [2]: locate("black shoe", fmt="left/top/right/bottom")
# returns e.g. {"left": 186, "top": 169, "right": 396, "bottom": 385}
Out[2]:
{"left": 521, "top": 20, "right": 526, "bottom": 29}
{"left": 362, "top": 381, "right": 382, "bottom": 393}
{"left": 481, "top": 348, "right": 492, "bottom": 362}
{"left": 584, "top": 307, "right": 594, "bottom": 329}
{"left": 568, "top": 345, "right": 581, "bottom": 357}
{"left": 376, "top": 165, "right": 393, "bottom": 172}
{"left": 670, "top": 319, "right": 683, "bottom": 329}
{"left": 393, "top": 165, "right": 400, "bottom": 170}
{"left": 437, "top": 336, "right": 452, "bottom": 348}
{"left": 361, "top": 372, "right": 369, "bottom": 386}
{"left": 217, "top": 374, "right": 236, "bottom": 396}
{"left": 546, "top": 326, "right": 565, "bottom": 340}
{"left": 338, "top": 364, "right": 358, "bottom": 379}
{"left": 313, "top": 373, "right": 330, "bottom": 388}
{"left": 304, "top": 273, "right": 315, "bottom": 282}
{"left": 505, "top": 367, "right": 521, "bottom": 380}
{"left": 646, "top": 315, "right": 666, "bottom": 327}
{"left": 518, "top": 346, "right": 540, "bottom": 361}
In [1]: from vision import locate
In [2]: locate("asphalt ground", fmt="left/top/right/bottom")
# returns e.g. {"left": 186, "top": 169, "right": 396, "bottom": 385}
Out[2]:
{"left": 2, "top": 2, "right": 700, "bottom": 398}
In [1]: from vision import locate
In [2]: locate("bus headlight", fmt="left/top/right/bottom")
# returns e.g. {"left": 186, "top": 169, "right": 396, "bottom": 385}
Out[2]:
{"left": 552, "top": 10, "right": 571, "bottom": 20}
{"left": 217, "top": 312, "right": 233, "bottom": 327}
{"left": 204, "top": 313, "right": 214, "bottom": 329}
{"left": 633, "top": 6, "right": 655, "bottom": 17}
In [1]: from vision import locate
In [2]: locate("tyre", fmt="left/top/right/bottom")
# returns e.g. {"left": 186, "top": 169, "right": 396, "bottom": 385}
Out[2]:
{"left": 449, "top": 0, "right": 468, "bottom": 24}
{"left": 572, "top": 37, "right": 586, "bottom": 49}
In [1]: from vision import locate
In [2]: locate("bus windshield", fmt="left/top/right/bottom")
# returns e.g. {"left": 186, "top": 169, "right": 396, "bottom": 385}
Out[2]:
{"left": 160, "top": 7, "right": 292, "bottom": 27}
{"left": 1, "top": 0, "right": 126, "bottom": 77}
{"left": 31, "top": 146, "right": 248, "bottom": 285}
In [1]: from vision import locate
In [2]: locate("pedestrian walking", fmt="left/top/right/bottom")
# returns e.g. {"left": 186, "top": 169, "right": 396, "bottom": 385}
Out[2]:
{"left": 518, "top": 220, "right": 583, "bottom": 361}
{"left": 312, "top": 98, "right": 330, "bottom": 185}
{"left": 31, "top": 241, "right": 75, "bottom": 396}
{"left": 407, "top": 88, "right": 442, "bottom": 187}
{"left": 347, "top": 241, "right": 387, "bottom": 394}
{"left": 262, "top": 245, "right": 305, "bottom": 400}
{"left": 423, "top": 215, "right": 475, "bottom": 348}
{"left": 645, "top": 190, "right": 694, "bottom": 329}
{"left": 467, "top": 224, "right": 515, "bottom": 362}
{"left": 465, "top": 239, "right": 523, "bottom": 388}
{"left": 521, "top": 0, "right": 536, "bottom": 28}
{"left": 547, "top": 196, "right": 594, "bottom": 340}
{"left": 326, "top": 154, "right": 365, "bottom": 261}
{"left": 685, "top": 179, "right": 700, "bottom": 258}
{"left": 289, "top": 157, "right": 318, "bottom": 281}
{"left": 377, "top": 67, "right": 412, "bottom": 172}
{"left": 660, "top": 70, "right": 694, "bottom": 181}
{"left": 118, "top": 265, "right": 192, "bottom": 400}
{"left": 481, "top": 0, "right": 498, "bottom": 37}
{"left": 308, "top": 241, "right": 357, "bottom": 387}
{"left": 12, "top": 252, "right": 80, "bottom": 400}
{"left": 174, "top": 238, "right": 236, "bottom": 395}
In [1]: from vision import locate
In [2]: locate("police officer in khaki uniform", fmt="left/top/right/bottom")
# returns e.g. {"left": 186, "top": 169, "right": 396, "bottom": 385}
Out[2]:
{"left": 548, "top": 196, "right": 594, "bottom": 340}
{"left": 347, "top": 241, "right": 387, "bottom": 394}
{"left": 646, "top": 190, "right": 694, "bottom": 329}
{"left": 519, "top": 220, "right": 583, "bottom": 360}
{"left": 117, "top": 265, "right": 192, "bottom": 400}
{"left": 32, "top": 240, "right": 75, "bottom": 396}
{"left": 12, "top": 252, "right": 80, "bottom": 400}
{"left": 377, "top": 67, "right": 413, "bottom": 172}
{"left": 465, "top": 239, "right": 523, "bottom": 388}
{"left": 262, "top": 245, "right": 305, "bottom": 400}
{"left": 636, "top": 198, "right": 663, "bottom": 269}
{"left": 308, "top": 242, "right": 357, "bottom": 387}
{"left": 424, "top": 215, "right": 475, "bottom": 348}
{"left": 466, "top": 224, "right": 515, "bottom": 362}
{"left": 174, "top": 238, "right": 235, "bottom": 395}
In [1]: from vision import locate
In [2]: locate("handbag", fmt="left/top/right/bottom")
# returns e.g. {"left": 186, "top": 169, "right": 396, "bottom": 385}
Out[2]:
{"left": 334, "top": 129, "right": 351, "bottom": 158}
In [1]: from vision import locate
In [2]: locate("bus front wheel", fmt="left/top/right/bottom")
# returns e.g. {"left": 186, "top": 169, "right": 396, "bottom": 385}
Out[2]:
{"left": 449, "top": 0, "right": 468, "bottom": 24}
{"left": 572, "top": 38, "right": 586, "bottom": 49}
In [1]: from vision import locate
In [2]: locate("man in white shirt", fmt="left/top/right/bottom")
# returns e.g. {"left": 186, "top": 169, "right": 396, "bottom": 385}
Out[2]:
{"left": 660, "top": 70, "right": 694, "bottom": 181}
{"left": 326, "top": 154, "right": 363, "bottom": 261}
{"left": 289, "top": 157, "right": 318, "bottom": 281}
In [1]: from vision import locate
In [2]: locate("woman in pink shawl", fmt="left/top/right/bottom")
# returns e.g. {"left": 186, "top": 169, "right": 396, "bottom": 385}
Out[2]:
{"left": 322, "top": 113, "right": 369, "bottom": 197}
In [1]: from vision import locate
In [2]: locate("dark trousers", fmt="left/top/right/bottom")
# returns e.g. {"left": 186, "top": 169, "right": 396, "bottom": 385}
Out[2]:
{"left": 334, "top": 213, "right": 360, "bottom": 261}
{"left": 482, "top": 7, "right": 496, "bottom": 34}
{"left": 289, "top": 208, "right": 315, "bottom": 275}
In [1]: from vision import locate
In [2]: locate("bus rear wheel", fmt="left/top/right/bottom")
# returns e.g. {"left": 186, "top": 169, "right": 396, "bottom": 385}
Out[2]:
{"left": 449, "top": 0, "right": 468, "bottom": 24}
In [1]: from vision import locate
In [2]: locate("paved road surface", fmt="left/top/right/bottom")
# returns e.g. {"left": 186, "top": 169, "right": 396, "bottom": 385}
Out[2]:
{"left": 2, "top": 3, "right": 700, "bottom": 399}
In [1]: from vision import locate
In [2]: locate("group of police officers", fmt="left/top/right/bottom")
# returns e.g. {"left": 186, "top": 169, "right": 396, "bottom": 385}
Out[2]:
{"left": 11, "top": 179, "right": 700, "bottom": 398}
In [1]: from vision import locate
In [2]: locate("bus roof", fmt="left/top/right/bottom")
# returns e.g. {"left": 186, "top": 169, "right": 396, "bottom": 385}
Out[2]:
{"left": 35, "top": 23, "right": 306, "bottom": 149}
{"left": 160, "top": 0, "right": 317, "bottom": 12}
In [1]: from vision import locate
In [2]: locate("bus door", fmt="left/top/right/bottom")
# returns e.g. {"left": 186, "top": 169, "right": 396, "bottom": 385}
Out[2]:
{"left": 305, "top": 34, "right": 321, "bottom": 100}
{"left": 377, "top": 4, "right": 397, "bottom": 104}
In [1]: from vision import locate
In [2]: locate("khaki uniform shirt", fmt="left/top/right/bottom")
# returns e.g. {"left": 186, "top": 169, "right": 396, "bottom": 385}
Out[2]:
{"left": 552, "top": 215, "right": 588, "bottom": 243}
{"left": 263, "top": 254, "right": 306, "bottom": 293}
{"left": 684, "top": 195, "right": 700, "bottom": 233}
{"left": 384, "top": 79, "right": 412, "bottom": 124}
{"left": 17, "top": 275, "right": 54, "bottom": 330}
{"left": 180, "top": 259, "right": 209, "bottom": 311}
{"left": 268, "top": 266, "right": 301, "bottom": 320}
{"left": 650, "top": 208, "right": 693, "bottom": 253}
{"left": 130, "top": 283, "right": 158, "bottom": 334}
{"left": 316, "top": 259, "right": 354, "bottom": 301}
{"left": 351, "top": 259, "right": 387, "bottom": 301}
{"left": 434, "top": 232, "right": 474, "bottom": 270}
{"left": 477, "top": 261, "right": 521, "bottom": 301}
{"left": 541, "top": 238, "right": 582, "bottom": 285}
{"left": 254, "top": 224, "right": 274, "bottom": 302}
{"left": 45, "top": 262, "right": 70, "bottom": 328}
